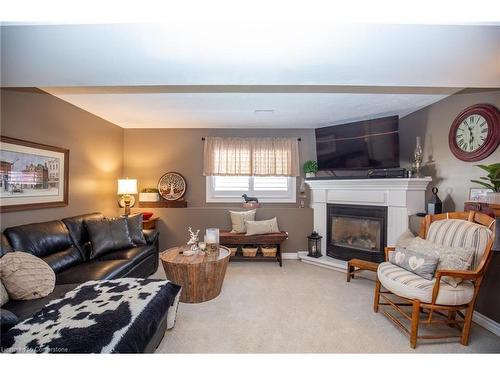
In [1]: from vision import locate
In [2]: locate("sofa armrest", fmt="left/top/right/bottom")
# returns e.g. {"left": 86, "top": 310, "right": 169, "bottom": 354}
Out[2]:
{"left": 143, "top": 229, "right": 159, "bottom": 245}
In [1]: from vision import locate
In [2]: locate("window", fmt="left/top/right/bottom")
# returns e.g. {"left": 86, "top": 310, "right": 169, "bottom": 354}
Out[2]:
{"left": 206, "top": 175, "right": 296, "bottom": 203}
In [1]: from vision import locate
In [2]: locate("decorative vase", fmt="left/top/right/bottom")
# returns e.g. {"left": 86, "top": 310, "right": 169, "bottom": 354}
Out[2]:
{"left": 306, "top": 172, "right": 316, "bottom": 178}
{"left": 139, "top": 192, "right": 159, "bottom": 202}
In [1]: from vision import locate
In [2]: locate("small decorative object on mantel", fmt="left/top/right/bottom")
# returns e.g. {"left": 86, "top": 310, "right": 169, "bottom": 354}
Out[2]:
{"left": 412, "top": 136, "right": 424, "bottom": 178}
{"left": 139, "top": 188, "right": 159, "bottom": 202}
{"left": 0, "top": 136, "right": 69, "bottom": 212}
{"left": 470, "top": 163, "right": 500, "bottom": 204}
{"left": 448, "top": 103, "right": 500, "bottom": 162}
{"left": 184, "top": 227, "right": 200, "bottom": 256}
{"left": 205, "top": 228, "right": 220, "bottom": 255}
{"left": 242, "top": 194, "right": 261, "bottom": 208}
{"left": 303, "top": 160, "right": 318, "bottom": 178}
{"left": 426, "top": 187, "right": 443, "bottom": 215}
{"left": 158, "top": 172, "right": 187, "bottom": 201}
{"left": 307, "top": 231, "right": 322, "bottom": 258}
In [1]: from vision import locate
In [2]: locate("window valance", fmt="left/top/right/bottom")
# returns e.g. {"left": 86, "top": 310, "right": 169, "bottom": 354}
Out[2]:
{"left": 203, "top": 137, "right": 300, "bottom": 177}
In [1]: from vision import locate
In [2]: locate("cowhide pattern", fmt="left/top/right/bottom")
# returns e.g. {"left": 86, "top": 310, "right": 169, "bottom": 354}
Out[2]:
{"left": 1, "top": 278, "right": 176, "bottom": 353}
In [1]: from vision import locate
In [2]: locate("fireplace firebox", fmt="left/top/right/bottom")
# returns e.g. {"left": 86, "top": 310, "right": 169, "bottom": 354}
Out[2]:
{"left": 327, "top": 204, "right": 387, "bottom": 263}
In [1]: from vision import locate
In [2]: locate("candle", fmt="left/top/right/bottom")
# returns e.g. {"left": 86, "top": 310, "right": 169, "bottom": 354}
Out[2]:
{"left": 205, "top": 228, "right": 219, "bottom": 244}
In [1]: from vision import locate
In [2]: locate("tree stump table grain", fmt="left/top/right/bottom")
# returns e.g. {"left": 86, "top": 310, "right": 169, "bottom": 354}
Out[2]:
{"left": 160, "top": 246, "right": 230, "bottom": 303}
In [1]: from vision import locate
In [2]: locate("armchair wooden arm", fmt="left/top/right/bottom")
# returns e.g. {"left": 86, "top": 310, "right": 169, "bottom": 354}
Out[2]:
{"left": 435, "top": 269, "right": 482, "bottom": 281}
{"left": 384, "top": 247, "right": 395, "bottom": 261}
{"left": 431, "top": 269, "right": 482, "bottom": 304}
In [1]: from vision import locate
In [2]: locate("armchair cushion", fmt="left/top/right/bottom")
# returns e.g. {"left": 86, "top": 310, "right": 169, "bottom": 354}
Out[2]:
{"left": 426, "top": 219, "right": 493, "bottom": 270}
{"left": 377, "top": 262, "right": 474, "bottom": 305}
{"left": 405, "top": 237, "right": 475, "bottom": 287}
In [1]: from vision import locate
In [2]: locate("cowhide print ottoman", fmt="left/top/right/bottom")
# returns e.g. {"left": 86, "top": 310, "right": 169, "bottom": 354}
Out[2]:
{"left": 1, "top": 278, "right": 181, "bottom": 353}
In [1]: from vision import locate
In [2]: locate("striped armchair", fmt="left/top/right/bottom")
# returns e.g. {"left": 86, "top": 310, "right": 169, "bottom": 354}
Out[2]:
{"left": 374, "top": 211, "right": 495, "bottom": 348}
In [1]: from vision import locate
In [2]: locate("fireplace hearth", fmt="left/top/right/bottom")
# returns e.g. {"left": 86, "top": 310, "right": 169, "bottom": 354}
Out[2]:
{"left": 327, "top": 204, "right": 387, "bottom": 263}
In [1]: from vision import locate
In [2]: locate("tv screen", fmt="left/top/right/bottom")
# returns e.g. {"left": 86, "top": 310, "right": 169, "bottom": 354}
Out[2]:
{"left": 315, "top": 116, "right": 400, "bottom": 170}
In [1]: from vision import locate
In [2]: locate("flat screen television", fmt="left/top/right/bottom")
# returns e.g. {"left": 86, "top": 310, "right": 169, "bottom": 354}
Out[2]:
{"left": 315, "top": 115, "right": 399, "bottom": 171}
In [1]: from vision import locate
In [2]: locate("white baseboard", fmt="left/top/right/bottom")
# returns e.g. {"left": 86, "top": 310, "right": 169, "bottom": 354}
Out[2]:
{"left": 473, "top": 311, "right": 500, "bottom": 337}
{"left": 287, "top": 251, "right": 500, "bottom": 337}
{"left": 281, "top": 252, "right": 301, "bottom": 260}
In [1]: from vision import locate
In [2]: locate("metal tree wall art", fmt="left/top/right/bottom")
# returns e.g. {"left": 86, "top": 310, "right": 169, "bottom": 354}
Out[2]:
{"left": 157, "top": 172, "right": 187, "bottom": 201}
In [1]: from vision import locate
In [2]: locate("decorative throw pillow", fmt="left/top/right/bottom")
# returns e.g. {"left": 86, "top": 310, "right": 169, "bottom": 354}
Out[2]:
{"left": 0, "top": 252, "right": 55, "bottom": 300}
{"left": 1, "top": 279, "right": 9, "bottom": 306}
{"left": 395, "top": 230, "right": 416, "bottom": 249}
{"left": 126, "top": 214, "right": 147, "bottom": 245}
{"left": 229, "top": 210, "right": 256, "bottom": 233}
{"left": 0, "top": 308, "right": 19, "bottom": 329}
{"left": 389, "top": 248, "right": 439, "bottom": 280}
{"left": 245, "top": 217, "right": 280, "bottom": 236}
{"left": 85, "top": 217, "right": 136, "bottom": 259}
{"left": 405, "top": 236, "right": 475, "bottom": 287}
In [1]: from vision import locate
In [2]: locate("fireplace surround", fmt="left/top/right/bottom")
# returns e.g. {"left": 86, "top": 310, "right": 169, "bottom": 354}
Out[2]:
{"left": 327, "top": 204, "right": 387, "bottom": 263}
{"left": 302, "top": 177, "right": 431, "bottom": 269}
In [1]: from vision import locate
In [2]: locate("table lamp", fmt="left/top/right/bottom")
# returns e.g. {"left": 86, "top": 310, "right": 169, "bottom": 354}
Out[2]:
{"left": 117, "top": 178, "right": 137, "bottom": 216}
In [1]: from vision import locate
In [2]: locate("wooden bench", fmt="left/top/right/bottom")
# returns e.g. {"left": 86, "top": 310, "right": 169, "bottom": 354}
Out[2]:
{"left": 346, "top": 258, "right": 379, "bottom": 282}
{"left": 219, "top": 231, "right": 288, "bottom": 267}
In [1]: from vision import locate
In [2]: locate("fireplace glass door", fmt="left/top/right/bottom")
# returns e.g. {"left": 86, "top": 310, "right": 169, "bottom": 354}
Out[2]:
{"left": 327, "top": 204, "right": 387, "bottom": 262}
{"left": 331, "top": 216, "right": 381, "bottom": 253}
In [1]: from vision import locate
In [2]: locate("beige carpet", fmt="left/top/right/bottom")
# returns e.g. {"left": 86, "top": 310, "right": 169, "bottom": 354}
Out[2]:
{"left": 153, "top": 260, "right": 500, "bottom": 353}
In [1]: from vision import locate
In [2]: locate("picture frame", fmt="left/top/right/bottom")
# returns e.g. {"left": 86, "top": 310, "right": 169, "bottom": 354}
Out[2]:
{"left": 468, "top": 187, "right": 492, "bottom": 202}
{"left": 0, "top": 136, "right": 69, "bottom": 212}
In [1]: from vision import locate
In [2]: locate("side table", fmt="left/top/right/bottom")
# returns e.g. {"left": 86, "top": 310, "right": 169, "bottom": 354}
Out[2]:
{"left": 160, "top": 246, "right": 230, "bottom": 303}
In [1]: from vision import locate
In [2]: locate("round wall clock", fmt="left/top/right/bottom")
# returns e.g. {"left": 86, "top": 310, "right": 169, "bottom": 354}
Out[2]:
{"left": 448, "top": 103, "right": 500, "bottom": 162}
{"left": 158, "top": 172, "right": 187, "bottom": 201}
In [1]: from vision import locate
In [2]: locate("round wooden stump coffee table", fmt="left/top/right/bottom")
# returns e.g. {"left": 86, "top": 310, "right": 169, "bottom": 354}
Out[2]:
{"left": 160, "top": 246, "right": 230, "bottom": 303}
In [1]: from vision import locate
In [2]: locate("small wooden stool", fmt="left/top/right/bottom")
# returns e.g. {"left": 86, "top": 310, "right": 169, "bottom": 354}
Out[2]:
{"left": 346, "top": 258, "right": 379, "bottom": 282}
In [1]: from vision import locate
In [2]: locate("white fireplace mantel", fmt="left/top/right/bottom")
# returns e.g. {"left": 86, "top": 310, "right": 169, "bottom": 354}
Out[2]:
{"left": 305, "top": 177, "right": 432, "bottom": 256}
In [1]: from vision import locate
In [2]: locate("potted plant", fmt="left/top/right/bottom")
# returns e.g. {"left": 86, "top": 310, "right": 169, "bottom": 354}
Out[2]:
{"left": 303, "top": 160, "right": 318, "bottom": 178}
{"left": 139, "top": 187, "right": 160, "bottom": 202}
{"left": 470, "top": 163, "right": 500, "bottom": 204}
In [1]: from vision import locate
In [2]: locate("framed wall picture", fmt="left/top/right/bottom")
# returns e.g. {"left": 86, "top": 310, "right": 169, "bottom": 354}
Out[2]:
{"left": 0, "top": 136, "right": 69, "bottom": 212}
{"left": 469, "top": 188, "right": 492, "bottom": 202}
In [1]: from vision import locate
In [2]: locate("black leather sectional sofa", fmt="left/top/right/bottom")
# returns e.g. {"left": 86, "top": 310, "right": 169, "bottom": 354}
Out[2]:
{"left": 1, "top": 212, "right": 160, "bottom": 323}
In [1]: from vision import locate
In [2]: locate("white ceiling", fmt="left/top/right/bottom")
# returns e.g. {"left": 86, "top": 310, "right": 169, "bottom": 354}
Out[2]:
{"left": 41, "top": 87, "right": 455, "bottom": 128}
{"left": 2, "top": 22, "right": 499, "bottom": 128}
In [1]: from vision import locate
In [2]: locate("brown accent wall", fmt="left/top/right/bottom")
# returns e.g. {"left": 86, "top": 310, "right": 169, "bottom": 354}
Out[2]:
{"left": 0, "top": 88, "right": 123, "bottom": 229}
{"left": 399, "top": 89, "right": 500, "bottom": 323}
{"left": 124, "top": 128, "right": 315, "bottom": 252}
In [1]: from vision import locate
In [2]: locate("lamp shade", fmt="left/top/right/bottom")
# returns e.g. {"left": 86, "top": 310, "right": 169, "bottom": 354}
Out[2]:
{"left": 117, "top": 179, "right": 137, "bottom": 195}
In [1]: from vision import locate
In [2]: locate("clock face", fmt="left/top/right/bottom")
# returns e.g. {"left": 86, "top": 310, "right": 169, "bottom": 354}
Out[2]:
{"left": 449, "top": 104, "right": 500, "bottom": 162}
{"left": 455, "top": 114, "right": 489, "bottom": 153}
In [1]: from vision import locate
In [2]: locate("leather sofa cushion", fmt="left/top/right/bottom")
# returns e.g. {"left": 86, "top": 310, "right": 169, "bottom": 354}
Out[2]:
{"left": 42, "top": 247, "right": 84, "bottom": 274}
{"left": 55, "top": 259, "right": 133, "bottom": 285}
{"left": 85, "top": 218, "right": 136, "bottom": 259}
{"left": 1, "top": 234, "right": 13, "bottom": 257}
{"left": 126, "top": 214, "right": 147, "bottom": 245}
{"left": 143, "top": 229, "right": 159, "bottom": 245}
{"left": 3, "top": 283, "right": 78, "bottom": 321}
{"left": 1, "top": 308, "right": 19, "bottom": 330}
{"left": 62, "top": 212, "right": 104, "bottom": 260}
{"left": 96, "top": 245, "right": 156, "bottom": 264}
{"left": 4, "top": 221, "right": 83, "bottom": 272}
